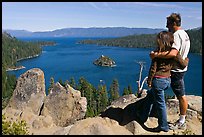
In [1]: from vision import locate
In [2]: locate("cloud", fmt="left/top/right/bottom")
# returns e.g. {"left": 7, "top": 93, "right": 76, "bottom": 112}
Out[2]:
{"left": 103, "top": 2, "right": 113, "bottom": 10}
{"left": 184, "top": 15, "right": 202, "bottom": 20}
{"left": 131, "top": 2, "right": 183, "bottom": 8}
{"left": 196, "top": 17, "right": 202, "bottom": 20}
{"left": 88, "top": 2, "right": 100, "bottom": 10}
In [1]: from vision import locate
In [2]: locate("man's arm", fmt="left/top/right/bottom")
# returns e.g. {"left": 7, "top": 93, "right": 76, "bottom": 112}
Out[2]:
{"left": 150, "top": 48, "right": 178, "bottom": 59}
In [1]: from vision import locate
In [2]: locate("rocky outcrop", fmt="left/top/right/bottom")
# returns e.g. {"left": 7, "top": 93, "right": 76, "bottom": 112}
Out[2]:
{"left": 68, "top": 117, "right": 133, "bottom": 135}
{"left": 2, "top": 68, "right": 202, "bottom": 135}
{"left": 7, "top": 68, "right": 46, "bottom": 115}
{"left": 41, "top": 82, "right": 87, "bottom": 127}
{"left": 100, "top": 93, "right": 202, "bottom": 135}
{"left": 93, "top": 55, "right": 116, "bottom": 67}
{"left": 2, "top": 68, "right": 87, "bottom": 135}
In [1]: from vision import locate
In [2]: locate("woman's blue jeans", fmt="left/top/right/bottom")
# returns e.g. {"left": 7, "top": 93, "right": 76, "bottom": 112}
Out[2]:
{"left": 151, "top": 77, "right": 171, "bottom": 130}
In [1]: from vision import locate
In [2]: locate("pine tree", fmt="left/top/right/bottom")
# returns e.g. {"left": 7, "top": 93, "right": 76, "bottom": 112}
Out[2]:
{"left": 109, "top": 79, "right": 120, "bottom": 103}
{"left": 127, "top": 85, "right": 133, "bottom": 94}
{"left": 69, "top": 77, "right": 76, "bottom": 89}
{"left": 122, "top": 87, "right": 129, "bottom": 96}
{"left": 77, "top": 77, "right": 88, "bottom": 97}
{"left": 48, "top": 77, "right": 54, "bottom": 94}
{"left": 99, "top": 85, "right": 109, "bottom": 111}
{"left": 77, "top": 77, "right": 96, "bottom": 117}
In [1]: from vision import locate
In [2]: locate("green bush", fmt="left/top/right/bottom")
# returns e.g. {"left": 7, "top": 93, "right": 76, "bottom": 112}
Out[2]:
{"left": 2, "top": 114, "right": 29, "bottom": 135}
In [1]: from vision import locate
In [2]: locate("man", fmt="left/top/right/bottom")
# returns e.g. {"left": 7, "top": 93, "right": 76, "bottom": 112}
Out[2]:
{"left": 150, "top": 13, "right": 190, "bottom": 130}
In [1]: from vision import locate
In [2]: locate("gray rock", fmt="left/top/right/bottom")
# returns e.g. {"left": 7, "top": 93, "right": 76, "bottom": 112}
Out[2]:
{"left": 68, "top": 117, "right": 133, "bottom": 135}
{"left": 7, "top": 68, "right": 46, "bottom": 115}
{"left": 186, "top": 95, "right": 202, "bottom": 115}
{"left": 41, "top": 82, "right": 87, "bottom": 127}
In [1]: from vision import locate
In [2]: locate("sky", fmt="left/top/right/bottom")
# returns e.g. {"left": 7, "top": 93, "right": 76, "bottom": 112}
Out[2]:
{"left": 2, "top": 2, "right": 202, "bottom": 32}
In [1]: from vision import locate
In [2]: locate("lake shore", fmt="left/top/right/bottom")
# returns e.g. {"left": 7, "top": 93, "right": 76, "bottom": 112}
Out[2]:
{"left": 6, "top": 65, "right": 26, "bottom": 71}
{"left": 6, "top": 54, "right": 41, "bottom": 72}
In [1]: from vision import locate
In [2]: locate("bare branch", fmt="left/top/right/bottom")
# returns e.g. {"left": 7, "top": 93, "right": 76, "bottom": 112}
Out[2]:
{"left": 136, "top": 61, "right": 147, "bottom": 97}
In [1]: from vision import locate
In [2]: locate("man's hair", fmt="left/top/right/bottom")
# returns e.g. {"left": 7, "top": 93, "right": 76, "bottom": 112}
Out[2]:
{"left": 166, "top": 13, "right": 181, "bottom": 26}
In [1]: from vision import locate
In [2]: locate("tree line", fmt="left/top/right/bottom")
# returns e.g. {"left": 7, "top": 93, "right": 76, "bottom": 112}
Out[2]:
{"left": 78, "top": 27, "right": 202, "bottom": 55}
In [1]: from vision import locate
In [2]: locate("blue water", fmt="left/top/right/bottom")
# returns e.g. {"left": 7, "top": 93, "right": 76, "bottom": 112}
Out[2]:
{"left": 8, "top": 37, "right": 202, "bottom": 97}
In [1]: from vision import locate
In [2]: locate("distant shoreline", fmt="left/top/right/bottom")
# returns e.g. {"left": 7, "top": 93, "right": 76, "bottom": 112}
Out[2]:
{"left": 5, "top": 43, "right": 56, "bottom": 72}
{"left": 16, "top": 54, "right": 40, "bottom": 62}
{"left": 6, "top": 54, "right": 40, "bottom": 72}
{"left": 6, "top": 65, "right": 25, "bottom": 71}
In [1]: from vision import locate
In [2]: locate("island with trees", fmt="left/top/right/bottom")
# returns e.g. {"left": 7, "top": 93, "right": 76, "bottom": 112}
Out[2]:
{"left": 93, "top": 55, "right": 116, "bottom": 67}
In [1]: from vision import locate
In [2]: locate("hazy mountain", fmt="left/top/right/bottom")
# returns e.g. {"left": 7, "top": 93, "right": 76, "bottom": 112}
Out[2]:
{"left": 189, "top": 26, "right": 202, "bottom": 30}
{"left": 2, "top": 29, "right": 33, "bottom": 37}
{"left": 3, "top": 27, "right": 166, "bottom": 38}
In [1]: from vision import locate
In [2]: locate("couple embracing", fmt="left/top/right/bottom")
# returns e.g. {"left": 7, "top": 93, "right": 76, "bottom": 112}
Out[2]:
{"left": 142, "top": 13, "right": 190, "bottom": 132}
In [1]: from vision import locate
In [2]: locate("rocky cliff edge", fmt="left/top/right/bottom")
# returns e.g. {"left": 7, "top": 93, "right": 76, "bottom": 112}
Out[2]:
{"left": 2, "top": 68, "right": 202, "bottom": 135}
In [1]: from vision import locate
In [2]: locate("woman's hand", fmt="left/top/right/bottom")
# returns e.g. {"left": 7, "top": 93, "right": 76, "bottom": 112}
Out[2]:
{"left": 149, "top": 51, "right": 158, "bottom": 59}
{"left": 147, "top": 79, "right": 152, "bottom": 88}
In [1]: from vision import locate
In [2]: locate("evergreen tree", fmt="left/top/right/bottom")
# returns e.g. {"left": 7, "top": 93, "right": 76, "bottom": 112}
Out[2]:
{"left": 99, "top": 84, "right": 109, "bottom": 110}
{"left": 86, "top": 106, "right": 95, "bottom": 118}
{"left": 77, "top": 77, "right": 88, "bottom": 97}
{"left": 48, "top": 77, "right": 54, "bottom": 94}
{"left": 59, "top": 78, "right": 65, "bottom": 87}
{"left": 2, "top": 66, "right": 17, "bottom": 109}
{"left": 108, "top": 79, "right": 120, "bottom": 103}
{"left": 122, "top": 87, "right": 129, "bottom": 96}
{"left": 77, "top": 77, "right": 96, "bottom": 117}
{"left": 69, "top": 77, "right": 76, "bottom": 89}
{"left": 127, "top": 85, "right": 133, "bottom": 94}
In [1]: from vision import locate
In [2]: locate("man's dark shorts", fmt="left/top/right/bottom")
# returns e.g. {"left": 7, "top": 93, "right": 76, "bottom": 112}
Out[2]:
{"left": 170, "top": 71, "right": 186, "bottom": 97}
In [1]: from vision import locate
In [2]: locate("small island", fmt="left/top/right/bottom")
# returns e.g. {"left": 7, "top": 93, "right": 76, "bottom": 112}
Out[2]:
{"left": 93, "top": 55, "right": 116, "bottom": 67}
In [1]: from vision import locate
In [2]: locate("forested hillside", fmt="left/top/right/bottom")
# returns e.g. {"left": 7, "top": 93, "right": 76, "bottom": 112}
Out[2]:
{"left": 2, "top": 32, "right": 56, "bottom": 69}
{"left": 2, "top": 32, "right": 42, "bottom": 69}
{"left": 186, "top": 27, "right": 202, "bottom": 54}
{"left": 79, "top": 27, "right": 202, "bottom": 54}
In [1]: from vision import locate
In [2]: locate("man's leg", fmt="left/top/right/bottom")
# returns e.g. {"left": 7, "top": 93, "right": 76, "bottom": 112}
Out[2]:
{"left": 177, "top": 95, "right": 188, "bottom": 123}
{"left": 170, "top": 72, "right": 187, "bottom": 129}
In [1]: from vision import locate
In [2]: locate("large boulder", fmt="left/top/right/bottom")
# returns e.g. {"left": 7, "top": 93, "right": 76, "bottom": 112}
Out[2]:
{"left": 6, "top": 68, "right": 46, "bottom": 115}
{"left": 41, "top": 82, "right": 87, "bottom": 127}
{"left": 68, "top": 117, "right": 133, "bottom": 135}
{"left": 166, "top": 95, "right": 202, "bottom": 120}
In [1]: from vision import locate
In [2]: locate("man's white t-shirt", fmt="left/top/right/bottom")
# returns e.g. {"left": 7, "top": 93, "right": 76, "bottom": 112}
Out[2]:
{"left": 171, "top": 29, "right": 190, "bottom": 72}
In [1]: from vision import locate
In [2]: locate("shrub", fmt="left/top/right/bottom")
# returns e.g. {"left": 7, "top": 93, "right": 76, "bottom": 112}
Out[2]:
{"left": 2, "top": 114, "right": 29, "bottom": 135}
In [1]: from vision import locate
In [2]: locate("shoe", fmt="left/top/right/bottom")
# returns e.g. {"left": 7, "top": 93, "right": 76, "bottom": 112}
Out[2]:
{"left": 152, "top": 126, "right": 169, "bottom": 132}
{"left": 169, "top": 120, "right": 186, "bottom": 130}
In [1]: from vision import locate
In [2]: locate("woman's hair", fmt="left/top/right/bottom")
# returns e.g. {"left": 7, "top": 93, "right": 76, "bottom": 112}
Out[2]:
{"left": 156, "top": 31, "right": 174, "bottom": 52}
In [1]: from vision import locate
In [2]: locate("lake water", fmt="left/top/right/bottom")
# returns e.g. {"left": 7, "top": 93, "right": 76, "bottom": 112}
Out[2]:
{"left": 9, "top": 37, "right": 202, "bottom": 96}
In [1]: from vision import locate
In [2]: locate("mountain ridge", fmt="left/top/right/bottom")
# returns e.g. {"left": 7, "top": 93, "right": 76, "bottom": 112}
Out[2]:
{"left": 3, "top": 26, "right": 201, "bottom": 38}
{"left": 3, "top": 27, "right": 166, "bottom": 38}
